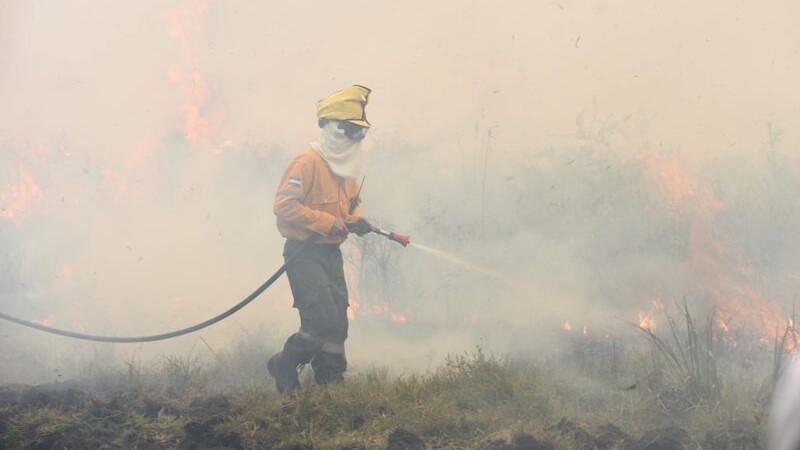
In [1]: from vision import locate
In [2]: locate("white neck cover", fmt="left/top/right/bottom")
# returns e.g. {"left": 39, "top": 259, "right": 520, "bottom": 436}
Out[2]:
{"left": 310, "top": 121, "right": 364, "bottom": 180}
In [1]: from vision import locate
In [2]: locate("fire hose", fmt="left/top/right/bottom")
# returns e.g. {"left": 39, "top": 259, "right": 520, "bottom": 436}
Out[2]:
{"left": 0, "top": 227, "right": 410, "bottom": 344}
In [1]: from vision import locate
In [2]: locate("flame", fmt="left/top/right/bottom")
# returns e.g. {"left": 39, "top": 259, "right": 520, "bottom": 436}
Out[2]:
{"left": 0, "top": 168, "right": 43, "bottom": 222}
{"left": 391, "top": 313, "right": 411, "bottom": 324}
{"left": 34, "top": 317, "right": 54, "bottom": 327}
{"left": 562, "top": 321, "right": 590, "bottom": 335}
{"left": 715, "top": 314, "right": 730, "bottom": 333}
{"left": 637, "top": 298, "right": 664, "bottom": 330}
{"left": 780, "top": 319, "right": 799, "bottom": 352}
{"left": 60, "top": 265, "right": 74, "bottom": 279}
{"left": 641, "top": 151, "right": 785, "bottom": 338}
{"left": 167, "top": 0, "right": 224, "bottom": 152}
{"left": 652, "top": 299, "right": 665, "bottom": 310}
{"left": 638, "top": 311, "right": 657, "bottom": 330}
{"left": 347, "top": 296, "right": 359, "bottom": 321}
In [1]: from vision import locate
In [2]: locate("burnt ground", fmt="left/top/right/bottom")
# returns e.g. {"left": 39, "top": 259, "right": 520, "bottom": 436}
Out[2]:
{"left": 0, "top": 383, "right": 764, "bottom": 449}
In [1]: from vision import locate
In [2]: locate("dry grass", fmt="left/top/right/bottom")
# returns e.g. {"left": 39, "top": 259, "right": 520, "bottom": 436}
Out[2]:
{"left": 0, "top": 336, "right": 775, "bottom": 449}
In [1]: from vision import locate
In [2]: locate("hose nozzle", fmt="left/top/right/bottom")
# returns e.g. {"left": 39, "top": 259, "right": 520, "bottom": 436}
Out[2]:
{"left": 371, "top": 227, "right": 411, "bottom": 247}
{"left": 389, "top": 232, "right": 411, "bottom": 247}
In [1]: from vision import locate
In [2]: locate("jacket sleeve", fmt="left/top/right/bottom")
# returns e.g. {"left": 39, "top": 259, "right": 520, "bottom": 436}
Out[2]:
{"left": 273, "top": 158, "right": 337, "bottom": 236}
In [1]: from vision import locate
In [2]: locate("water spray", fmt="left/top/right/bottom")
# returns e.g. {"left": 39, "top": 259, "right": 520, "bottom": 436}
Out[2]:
{"left": 365, "top": 222, "right": 519, "bottom": 287}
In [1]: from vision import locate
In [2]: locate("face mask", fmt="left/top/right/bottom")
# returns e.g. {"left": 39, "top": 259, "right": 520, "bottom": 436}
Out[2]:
{"left": 337, "top": 121, "right": 368, "bottom": 142}
{"left": 310, "top": 121, "right": 365, "bottom": 179}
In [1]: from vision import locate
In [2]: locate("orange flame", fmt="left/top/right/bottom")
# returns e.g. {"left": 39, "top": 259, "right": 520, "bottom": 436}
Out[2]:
{"left": 167, "top": 0, "right": 226, "bottom": 152}
{"left": 60, "top": 265, "right": 74, "bottom": 280}
{"left": 563, "top": 320, "right": 573, "bottom": 331}
{"left": 715, "top": 314, "right": 730, "bottom": 333}
{"left": 347, "top": 296, "right": 359, "bottom": 321}
{"left": 391, "top": 313, "right": 411, "bottom": 324}
{"left": 637, "top": 299, "right": 664, "bottom": 330}
{"left": 641, "top": 151, "right": 785, "bottom": 338}
{"left": 0, "top": 168, "right": 43, "bottom": 222}
{"left": 638, "top": 311, "right": 656, "bottom": 330}
{"left": 34, "top": 317, "right": 54, "bottom": 327}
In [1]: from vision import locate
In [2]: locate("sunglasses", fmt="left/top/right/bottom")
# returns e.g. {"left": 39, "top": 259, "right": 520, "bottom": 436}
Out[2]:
{"left": 338, "top": 122, "right": 368, "bottom": 142}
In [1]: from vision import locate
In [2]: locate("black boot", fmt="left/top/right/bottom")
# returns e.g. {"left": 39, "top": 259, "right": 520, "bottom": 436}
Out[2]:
{"left": 268, "top": 333, "right": 322, "bottom": 394}
{"left": 267, "top": 351, "right": 300, "bottom": 394}
{"left": 312, "top": 351, "right": 347, "bottom": 385}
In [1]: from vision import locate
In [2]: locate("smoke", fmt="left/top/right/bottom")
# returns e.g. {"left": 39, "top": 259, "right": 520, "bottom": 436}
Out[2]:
{"left": 1, "top": 0, "right": 799, "bottom": 382}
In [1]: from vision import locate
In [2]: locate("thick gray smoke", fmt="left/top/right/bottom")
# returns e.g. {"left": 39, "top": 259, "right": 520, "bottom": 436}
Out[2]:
{"left": 1, "top": 0, "right": 798, "bottom": 383}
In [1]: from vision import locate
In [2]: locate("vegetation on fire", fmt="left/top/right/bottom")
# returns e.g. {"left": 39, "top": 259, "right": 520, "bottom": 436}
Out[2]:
{"left": 1, "top": 113, "right": 797, "bottom": 448}
{"left": 0, "top": 306, "right": 790, "bottom": 449}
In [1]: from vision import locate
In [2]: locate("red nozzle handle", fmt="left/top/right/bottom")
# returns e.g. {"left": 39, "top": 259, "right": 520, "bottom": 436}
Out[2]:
{"left": 369, "top": 226, "right": 411, "bottom": 247}
{"left": 389, "top": 232, "right": 411, "bottom": 247}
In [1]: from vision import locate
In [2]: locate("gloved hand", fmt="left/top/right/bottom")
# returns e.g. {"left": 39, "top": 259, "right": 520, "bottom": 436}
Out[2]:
{"left": 346, "top": 217, "right": 373, "bottom": 236}
{"left": 330, "top": 217, "right": 349, "bottom": 236}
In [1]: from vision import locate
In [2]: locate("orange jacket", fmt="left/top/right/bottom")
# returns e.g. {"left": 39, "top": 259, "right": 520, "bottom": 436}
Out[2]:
{"left": 274, "top": 148, "right": 362, "bottom": 244}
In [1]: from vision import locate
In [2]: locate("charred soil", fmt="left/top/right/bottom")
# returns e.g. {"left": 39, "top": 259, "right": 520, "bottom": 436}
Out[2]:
{"left": 0, "top": 349, "right": 766, "bottom": 449}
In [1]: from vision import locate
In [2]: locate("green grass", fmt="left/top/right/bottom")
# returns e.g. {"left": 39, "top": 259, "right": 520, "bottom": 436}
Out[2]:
{"left": 0, "top": 329, "right": 778, "bottom": 449}
{"left": 636, "top": 301, "right": 721, "bottom": 407}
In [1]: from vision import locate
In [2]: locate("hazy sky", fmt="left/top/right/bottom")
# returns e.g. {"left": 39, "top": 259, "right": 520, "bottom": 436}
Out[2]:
{"left": 2, "top": 0, "right": 798, "bottom": 155}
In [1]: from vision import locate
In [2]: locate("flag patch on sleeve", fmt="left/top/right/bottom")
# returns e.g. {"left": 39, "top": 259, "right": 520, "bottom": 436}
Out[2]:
{"left": 288, "top": 176, "right": 302, "bottom": 187}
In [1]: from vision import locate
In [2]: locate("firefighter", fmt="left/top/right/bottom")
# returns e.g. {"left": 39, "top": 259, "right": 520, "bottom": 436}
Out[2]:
{"left": 267, "top": 85, "right": 372, "bottom": 394}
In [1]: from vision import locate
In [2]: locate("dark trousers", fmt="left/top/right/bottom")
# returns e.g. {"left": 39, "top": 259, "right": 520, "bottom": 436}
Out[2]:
{"left": 280, "top": 239, "right": 349, "bottom": 383}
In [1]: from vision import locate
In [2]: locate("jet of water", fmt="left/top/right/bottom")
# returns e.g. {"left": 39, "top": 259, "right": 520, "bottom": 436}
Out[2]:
{"left": 409, "top": 242, "right": 516, "bottom": 286}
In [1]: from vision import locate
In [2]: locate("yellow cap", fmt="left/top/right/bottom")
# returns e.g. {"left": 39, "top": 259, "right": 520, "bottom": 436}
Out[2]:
{"left": 316, "top": 85, "right": 371, "bottom": 128}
